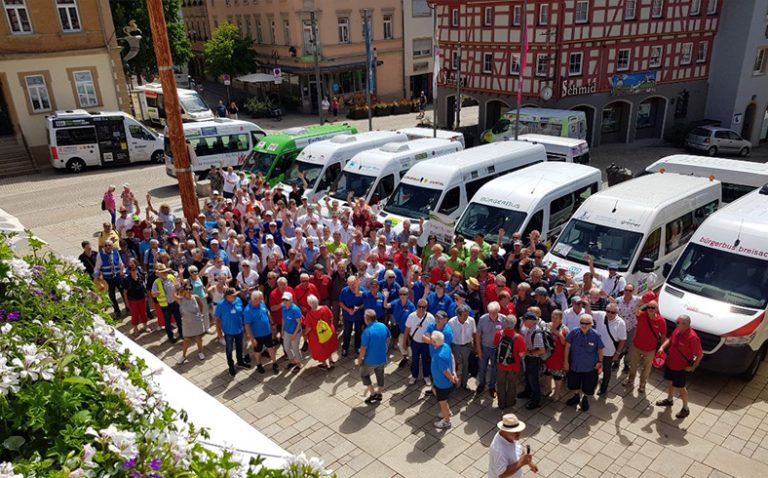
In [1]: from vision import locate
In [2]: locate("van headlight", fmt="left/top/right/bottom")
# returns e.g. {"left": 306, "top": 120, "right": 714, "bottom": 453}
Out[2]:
{"left": 724, "top": 333, "right": 757, "bottom": 346}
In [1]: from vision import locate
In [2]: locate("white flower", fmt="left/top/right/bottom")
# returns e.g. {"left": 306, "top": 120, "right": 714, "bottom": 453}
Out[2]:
{"left": 56, "top": 280, "right": 72, "bottom": 300}
{"left": 0, "top": 461, "right": 22, "bottom": 478}
{"left": 0, "top": 324, "right": 10, "bottom": 335}
{"left": 68, "top": 469, "right": 87, "bottom": 477}
{"left": 283, "top": 453, "right": 332, "bottom": 476}
{"left": 0, "top": 356, "right": 20, "bottom": 396}
{"left": 82, "top": 443, "right": 95, "bottom": 465}
{"left": 11, "top": 344, "right": 54, "bottom": 382}
{"left": 98, "top": 425, "right": 138, "bottom": 461}
{"left": 4, "top": 258, "right": 33, "bottom": 284}
{"left": 61, "top": 255, "right": 86, "bottom": 272}
{"left": 160, "top": 429, "right": 193, "bottom": 467}
{"left": 101, "top": 365, "right": 147, "bottom": 411}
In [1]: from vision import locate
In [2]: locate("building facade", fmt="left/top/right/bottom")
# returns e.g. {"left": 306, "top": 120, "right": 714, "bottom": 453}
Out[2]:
{"left": 434, "top": 0, "right": 721, "bottom": 146}
{"left": 404, "top": 0, "right": 435, "bottom": 99}
{"left": 0, "top": 0, "right": 129, "bottom": 170}
{"left": 706, "top": 0, "right": 768, "bottom": 145}
{"left": 200, "top": 0, "right": 405, "bottom": 113}
{"left": 180, "top": 0, "right": 211, "bottom": 77}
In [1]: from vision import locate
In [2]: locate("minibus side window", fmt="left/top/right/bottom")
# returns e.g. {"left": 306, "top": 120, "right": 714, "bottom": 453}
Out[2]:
{"left": 317, "top": 163, "right": 341, "bottom": 191}
{"left": 465, "top": 177, "right": 491, "bottom": 202}
{"left": 128, "top": 125, "right": 153, "bottom": 141}
{"left": 664, "top": 211, "right": 694, "bottom": 255}
{"left": 374, "top": 174, "right": 396, "bottom": 200}
{"left": 638, "top": 227, "right": 661, "bottom": 264}
{"left": 250, "top": 130, "right": 265, "bottom": 145}
{"left": 56, "top": 127, "right": 97, "bottom": 146}
{"left": 693, "top": 200, "right": 718, "bottom": 228}
{"left": 438, "top": 187, "right": 460, "bottom": 215}
{"left": 574, "top": 183, "right": 598, "bottom": 209}
{"left": 523, "top": 210, "right": 543, "bottom": 238}
{"left": 722, "top": 183, "right": 756, "bottom": 203}
{"left": 549, "top": 191, "right": 575, "bottom": 231}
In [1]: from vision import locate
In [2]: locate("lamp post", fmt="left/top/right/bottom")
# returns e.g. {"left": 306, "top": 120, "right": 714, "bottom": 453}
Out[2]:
{"left": 310, "top": 11, "right": 323, "bottom": 125}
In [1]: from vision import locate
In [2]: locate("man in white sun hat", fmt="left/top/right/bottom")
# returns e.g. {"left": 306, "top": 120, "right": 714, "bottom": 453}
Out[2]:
{"left": 488, "top": 414, "right": 538, "bottom": 478}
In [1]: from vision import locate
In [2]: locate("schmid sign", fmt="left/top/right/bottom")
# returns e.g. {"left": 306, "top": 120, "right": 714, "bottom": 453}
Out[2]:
{"left": 561, "top": 80, "right": 597, "bottom": 98}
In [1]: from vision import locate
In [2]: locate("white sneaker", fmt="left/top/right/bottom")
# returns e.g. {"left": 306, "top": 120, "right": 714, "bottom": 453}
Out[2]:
{"left": 434, "top": 419, "right": 452, "bottom": 429}
{"left": 408, "top": 376, "right": 417, "bottom": 385}
{"left": 176, "top": 355, "right": 187, "bottom": 365}
{"left": 425, "top": 377, "right": 432, "bottom": 387}
{"left": 197, "top": 352, "right": 206, "bottom": 360}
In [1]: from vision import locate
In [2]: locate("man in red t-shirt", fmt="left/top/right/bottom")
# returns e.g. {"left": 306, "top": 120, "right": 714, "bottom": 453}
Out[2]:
{"left": 429, "top": 256, "right": 453, "bottom": 284}
{"left": 293, "top": 273, "right": 319, "bottom": 315}
{"left": 309, "top": 264, "right": 331, "bottom": 305}
{"left": 655, "top": 314, "right": 702, "bottom": 419}
{"left": 269, "top": 277, "right": 295, "bottom": 328}
{"left": 624, "top": 300, "right": 666, "bottom": 394}
{"left": 494, "top": 316, "right": 527, "bottom": 409}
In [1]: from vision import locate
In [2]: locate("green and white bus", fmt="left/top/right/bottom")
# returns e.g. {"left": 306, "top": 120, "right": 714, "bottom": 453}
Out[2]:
{"left": 240, "top": 124, "right": 358, "bottom": 186}
{"left": 481, "top": 108, "right": 587, "bottom": 143}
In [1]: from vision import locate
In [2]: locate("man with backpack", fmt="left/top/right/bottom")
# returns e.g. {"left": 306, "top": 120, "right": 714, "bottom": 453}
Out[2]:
{"left": 564, "top": 313, "right": 605, "bottom": 412}
{"left": 518, "top": 311, "right": 551, "bottom": 410}
{"left": 495, "top": 315, "right": 526, "bottom": 409}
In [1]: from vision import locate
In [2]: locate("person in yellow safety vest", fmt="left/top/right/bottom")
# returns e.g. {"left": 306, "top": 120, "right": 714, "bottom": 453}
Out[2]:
{"left": 152, "top": 265, "right": 183, "bottom": 343}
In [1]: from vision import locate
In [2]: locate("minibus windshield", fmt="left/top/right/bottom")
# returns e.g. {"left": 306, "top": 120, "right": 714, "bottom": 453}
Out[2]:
{"left": 550, "top": 219, "right": 643, "bottom": 271}
{"left": 667, "top": 243, "right": 768, "bottom": 310}
{"left": 179, "top": 94, "right": 210, "bottom": 113}
{"left": 283, "top": 160, "right": 323, "bottom": 188}
{"left": 455, "top": 203, "right": 527, "bottom": 244}
{"left": 242, "top": 151, "right": 277, "bottom": 175}
{"left": 334, "top": 171, "right": 376, "bottom": 201}
{"left": 384, "top": 183, "right": 442, "bottom": 220}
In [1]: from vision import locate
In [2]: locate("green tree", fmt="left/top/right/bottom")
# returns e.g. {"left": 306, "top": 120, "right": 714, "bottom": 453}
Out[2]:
{"left": 204, "top": 22, "right": 256, "bottom": 80}
{"left": 109, "top": 0, "right": 193, "bottom": 78}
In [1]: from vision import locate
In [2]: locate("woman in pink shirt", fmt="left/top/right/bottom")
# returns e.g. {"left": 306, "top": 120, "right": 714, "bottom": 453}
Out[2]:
{"left": 103, "top": 185, "right": 117, "bottom": 226}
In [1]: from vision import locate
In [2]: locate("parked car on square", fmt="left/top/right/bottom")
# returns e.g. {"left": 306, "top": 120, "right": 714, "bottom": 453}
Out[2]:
{"left": 685, "top": 126, "right": 751, "bottom": 157}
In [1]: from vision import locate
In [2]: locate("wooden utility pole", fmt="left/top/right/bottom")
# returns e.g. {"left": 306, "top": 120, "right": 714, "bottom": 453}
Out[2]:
{"left": 146, "top": 0, "right": 199, "bottom": 222}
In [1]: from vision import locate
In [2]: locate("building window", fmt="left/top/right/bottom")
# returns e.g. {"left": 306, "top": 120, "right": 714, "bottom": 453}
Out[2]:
{"left": 413, "top": 38, "right": 431, "bottom": 58}
{"left": 539, "top": 4, "right": 549, "bottom": 25}
{"left": 56, "top": 0, "right": 81, "bottom": 32}
{"left": 383, "top": 14, "right": 393, "bottom": 39}
{"left": 244, "top": 16, "right": 251, "bottom": 39}
{"left": 650, "top": 46, "right": 663, "bottom": 68}
{"left": 536, "top": 54, "right": 548, "bottom": 76}
{"left": 269, "top": 19, "right": 276, "bottom": 44}
{"left": 651, "top": 0, "right": 664, "bottom": 18}
{"left": 483, "top": 53, "right": 493, "bottom": 73}
{"left": 510, "top": 55, "right": 520, "bottom": 75}
{"left": 512, "top": 5, "right": 521, "bottom": 26}
{"left": 706, "top": 0, "right": 717, "bottom": 15}
{"left": 73, "top": 70, "right": 98, "bottom": 107}
{"left": 452, "top": 51, "right": 460, "bottom": 69}
{"left": 483, "top": 7, "right": 492, "bottom": 26}
{"left": 4, "top": 0, "right": 32, "bottom": 34}
{"left": 255, "top": 16, "right": 263, "bottom": 43}
{"left": 575, "top": 1, "right": 590, "bottom": 23}
{"left": 624, "top": 0, "right": 636, "bottom": 20}
{"left": 25, "top": 75, "right": 51, "bottom": 112}
{"left": 696, "top": 41, "right": 708, "bottom": 63}
{"left": 569, "top": 52, "right": 583, "bottom": 75}
{"left": 236, "top": 16, "right": 243, "bottom": 37}
{"left": 617, "top": 49, "right": 630, "bottom": 71}
{"left": 337, "top": 17, "right": 349, "bottom": 44}
{"left": 753, "top": 48, "right": 767, "bottom": 75}
{"left": 451, "top": 8, "right": 459, "bottom": 27}
{"left": 283, "top": 19, "right": 290, "bottom": 44}
{"left": 680, "top": 43, "right": 692, "bottom": 65}
{"left": 690, "top": 0, "right": 701, "bottom": 15}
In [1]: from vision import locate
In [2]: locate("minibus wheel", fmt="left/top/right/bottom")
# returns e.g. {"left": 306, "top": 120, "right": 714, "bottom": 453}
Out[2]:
{"left": 66, "top": 158, "right": 86, "bottom": 174}
{"left": 151, "top": 151, "right": 164, "bottom": 163}
{"left": 742, "top": 343, "right": 767, "bottom": 380}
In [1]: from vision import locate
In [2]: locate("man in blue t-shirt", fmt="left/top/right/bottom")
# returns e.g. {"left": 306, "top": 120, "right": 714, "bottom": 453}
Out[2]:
{"left": 427, "top": 281, "right": 455, "bottom": 317}
{"left": 339, "top": 276, "right": 367, "bottom": 356}
{"left": 430, "top": 330, "right": 457, "bottom": 429}
{"left": 357, "top": 309, "right": 391, "bottom": 404}
{"left": 214, "top": 288, "right": 250, "bottom": 376}
{"left": 281, "top": 292, "right": 304, "bottom": 372}
{"left": 564, "top": 313, "right": 604, "bottom": 412}
{"left": 424, "top": 310, "right": 454, "bottom": 346}
{"left": 243, "top": 291, "right": 278, "bottom": 374}
{"left": 385, "top": 286, "right": 416, "bottom": 369}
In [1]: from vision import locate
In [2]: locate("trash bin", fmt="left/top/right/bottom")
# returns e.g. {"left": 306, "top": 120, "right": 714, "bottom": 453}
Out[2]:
{"left": 606, "top": 163, "right": 633, "bottom": 186}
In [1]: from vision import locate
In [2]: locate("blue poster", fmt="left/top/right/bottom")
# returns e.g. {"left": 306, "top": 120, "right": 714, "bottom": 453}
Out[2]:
{"left": 609, "top": 70, "right": 659, "bottom": 96}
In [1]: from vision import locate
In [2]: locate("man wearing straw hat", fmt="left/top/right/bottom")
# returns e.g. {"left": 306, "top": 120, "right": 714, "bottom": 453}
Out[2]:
{"left": 488, "top": 414, "right": 539, "bottom": 477}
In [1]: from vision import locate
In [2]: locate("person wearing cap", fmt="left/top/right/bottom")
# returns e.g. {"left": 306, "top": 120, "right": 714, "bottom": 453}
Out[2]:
{"left": 429, "top": 330, "right": 457, "bottom": 429}
{"left": 404, "top": 298, "right": 436, "bottom": 386}
{"left": 260, "top": 234, "right": 284, "bottom": 263}
{"left": 488, "top": 414, "right": 539, "bottom": 477}
{"left": 465, "top": 277, "right": 483, "bottom": 316}
{"left": 655, "top": 314, "right": 701, "bottom": 419}
{"left": 309, "top": 264, "right": 331, "bottom": 305}
{"left": 494, "top": 315, "right": 526, "bottom": 409}
{"left": 591, "top": 302, "right": 627, "bottom": 396}
{"left": 115, "top": 206, "right": 132, "bottom": 238}
{"left": 532, "top": 286, "right": 558, "bottom": 323}
{"left": 448, "top": 305, "right": 477, "bottom": 390}
{"left": 152, "top": 265, "right": 183, "bottom": 343}
{"left": 281, "top": 291, "right": 304, "bottom": 372}
{"left": 587, "top": 255, "right": 627, "bottom": 299}
{"left": 519, "top": 311, "right": 547, "bottom": 409}
{"left": 625, "top": 299, "right": 666, "bottom": 394}
{"left": 423, "top": 310, "right": 454, "bottom": 348}
{"left": 564, "top": 313, "right": 604, "bottom": 411}
{"left": 549, "top": 279, "right": 569, "bottom": 312}
{"left": 384, "top": 286, "right": 416, "bottom": 367}
{"left": 427, "top": 281, "right": 455, "bottom": 317}
{"left": 476, "top": 301, "right": 505, "bottom": 398}
{"left": 357, "top": 308, "right": 391, "bottom": 404}
{"left": 340, "top": 276, "right": 367, "bottom": 357}
{"left": 377, "top": 219, "right": 397, "bottom": 243}
{"left": 563, "top": 295, "right": 587, "bottom": 331}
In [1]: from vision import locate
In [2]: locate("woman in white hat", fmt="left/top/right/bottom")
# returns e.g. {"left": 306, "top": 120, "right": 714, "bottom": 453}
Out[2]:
{"left": 488, "top": 414, "right": 538, "bottom": 478}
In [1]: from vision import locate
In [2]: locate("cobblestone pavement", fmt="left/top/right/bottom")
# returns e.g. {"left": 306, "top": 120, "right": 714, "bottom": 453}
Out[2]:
{"left": 2, "top": 109, "right": 768, "bottom": 477}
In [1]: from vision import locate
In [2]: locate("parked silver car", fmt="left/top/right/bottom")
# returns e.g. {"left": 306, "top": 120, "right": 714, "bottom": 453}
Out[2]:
{"left": 685, "top": 126, "right": 751, "bottom": 157}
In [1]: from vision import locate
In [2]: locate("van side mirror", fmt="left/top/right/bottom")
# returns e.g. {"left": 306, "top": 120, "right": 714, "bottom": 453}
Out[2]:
{"left": 638, "top": 257, "right": 655, "bottom": 274}
{"left": 662, "top": 263, "right": 672, "bottom": 278}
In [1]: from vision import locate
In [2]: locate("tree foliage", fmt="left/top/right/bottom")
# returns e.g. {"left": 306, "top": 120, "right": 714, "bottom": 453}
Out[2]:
{"left": 109, "top": 0, "right": 194, "bottom": 77}
{"left": 204, "top": 22, "right": 256, "bottom": 80}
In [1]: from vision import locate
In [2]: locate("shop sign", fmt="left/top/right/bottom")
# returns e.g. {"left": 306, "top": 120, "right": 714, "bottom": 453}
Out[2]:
{"left": 561, "top": 79, "right": 597, "bottom": 97}
{"left": 609, "top": 70, "right": 659, "bottom": 96}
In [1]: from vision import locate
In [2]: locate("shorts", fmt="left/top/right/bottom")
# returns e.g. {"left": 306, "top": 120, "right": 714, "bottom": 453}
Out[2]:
{"left": 435, "top": 386, "right": 453, "bottom": 402}
{"left": 361, "top": 364, "right": 385, "bottom": 387}
{"left": 567, "top": 370, "right": 598, "bottom": 394}
{"left": 664, "top": 366, "right": 688, "bottom": 388}
{"left": 253, "top": 334, "right": 274, "bottom": 352}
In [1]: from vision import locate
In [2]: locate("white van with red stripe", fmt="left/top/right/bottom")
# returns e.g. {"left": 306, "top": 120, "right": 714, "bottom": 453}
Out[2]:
{"left": 659, "top": 185, "right": 768, "bottom": 379}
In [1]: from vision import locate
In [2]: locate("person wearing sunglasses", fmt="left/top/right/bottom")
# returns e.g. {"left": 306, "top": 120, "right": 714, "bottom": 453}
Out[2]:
{"left": 563, "top": 314, "right": 604, "bottom": 412}
{"left": 655, "top": 314, "right": 702, "bottom": 419}
{"left": 404, "top": 299, "right": 435, "bottom": 386}
{"left": 624, "top": 299, "right": 667, "bottom": 394}
{"left": 591, "top": 304, "right": 627, "bottom": 396}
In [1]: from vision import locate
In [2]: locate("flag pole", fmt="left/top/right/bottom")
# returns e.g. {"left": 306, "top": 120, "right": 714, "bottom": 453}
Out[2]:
{"left": 432, "top": 5, "right": 439, "bottom": 138}
{"left": 515, "top": 0, "right": 529, "bottom": 140}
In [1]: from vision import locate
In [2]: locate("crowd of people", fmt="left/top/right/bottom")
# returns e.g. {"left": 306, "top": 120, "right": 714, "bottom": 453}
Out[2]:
{"left": 86, "top": 172, "right": 703, "bottom": 471}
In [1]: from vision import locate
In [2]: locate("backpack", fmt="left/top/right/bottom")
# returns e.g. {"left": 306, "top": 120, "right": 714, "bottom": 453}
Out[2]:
{"left": 316, "top": 319, "right": 333, "bottom": 344}
{"left": 100, "top": 199, "right": 106, "bottom": 211}
{"left": 496, "top": 333, "right": 517, "bottom": 366}
{"left": 533, "top": 327, "right": 555, "bottom": 361}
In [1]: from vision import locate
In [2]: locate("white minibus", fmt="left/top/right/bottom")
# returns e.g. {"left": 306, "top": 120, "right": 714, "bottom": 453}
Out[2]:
{"left": 164, "top": 119, "right": 266, "bottom": 179}
{"left": 278, "top": 131, "right": 407, "bottom": 201}
{"left": 545, "top": 174, "right": 722, "bottom": 294}
{"left": 482, "top": 108, "right": 588, "bottom": 143}
{"left": 329, "top": 138, "right": 463, "bottom": 208}
{"left": 644, "top": 154, "right": 768, "bottom": 203}
{"left": 47, "top": 110, "right": 164, "bottom": 173}
{"left": 455, "top": 162, "right": 602, "bottom": 246}
{"left": 659, "top": 185, "right": 768, "bottom": 379}
{"left": 396, "top": 127, "right": 466, "bottom": 148}
{"left": 134, "top": 83, "right": 213, "bottom": 124}
{"left": 517, "top": 134, "right": 590, "bottom": 164}
{"left": 379, "top": 141, "right": 547, "bottom": 245}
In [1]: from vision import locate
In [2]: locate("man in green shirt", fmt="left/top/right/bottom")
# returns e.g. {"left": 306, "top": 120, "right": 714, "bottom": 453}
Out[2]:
{"left": 463, "top": 245, "right": 486, "bottom": 279}
{"left": 325, "top": 231, "right": 349, "bottom": 257}
{"left": 446, "top": 247, "right": 465, "bottom": 276}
